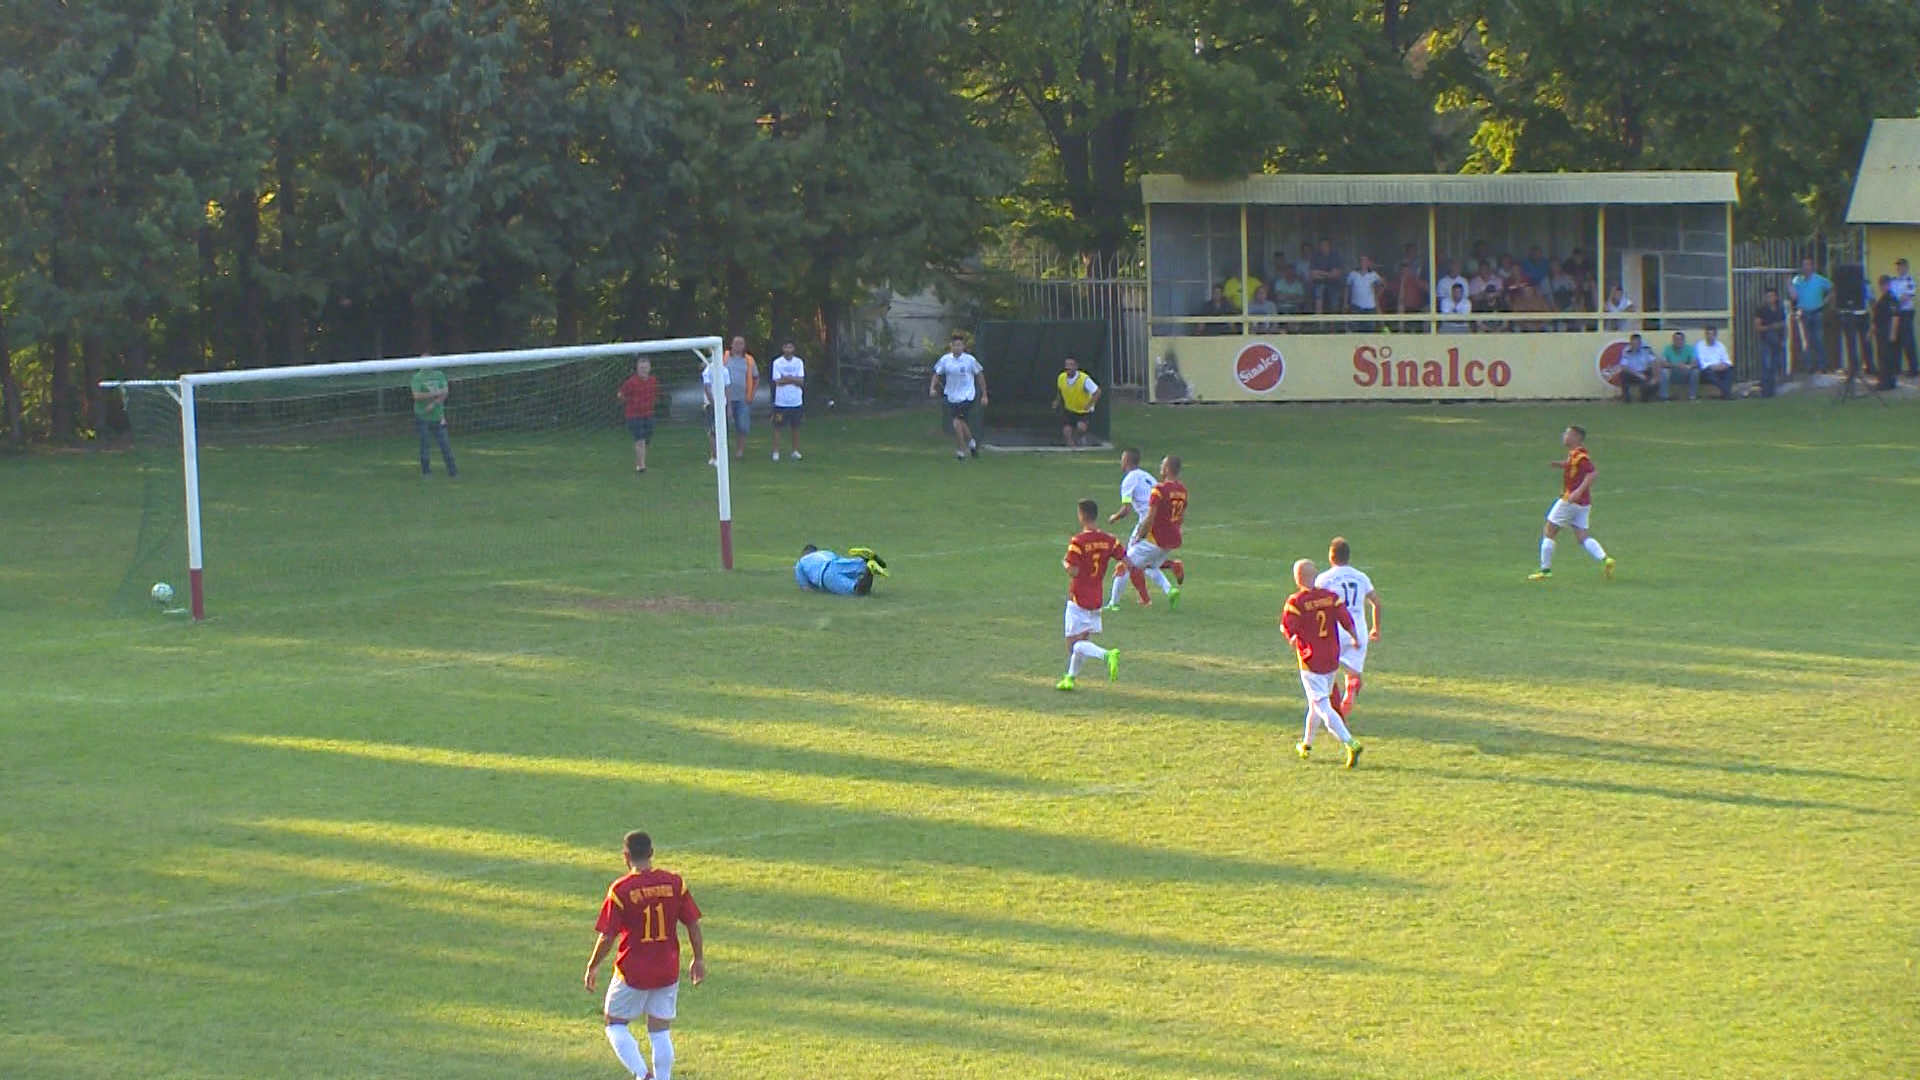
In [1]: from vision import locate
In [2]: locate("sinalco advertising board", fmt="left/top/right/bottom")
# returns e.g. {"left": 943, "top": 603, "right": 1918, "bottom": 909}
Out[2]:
{"left": 1149, "top": 333, "right": 1683, "bottom": 403}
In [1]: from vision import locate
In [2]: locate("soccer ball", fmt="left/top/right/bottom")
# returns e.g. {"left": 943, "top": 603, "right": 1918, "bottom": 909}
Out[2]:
{"left": 151, "top": 582, "right": 175, "bottom": 606}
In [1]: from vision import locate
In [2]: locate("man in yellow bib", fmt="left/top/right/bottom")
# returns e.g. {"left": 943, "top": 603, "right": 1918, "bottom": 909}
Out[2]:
{"left": 1054, "top": 357, "right": 1102, "bottom": 448}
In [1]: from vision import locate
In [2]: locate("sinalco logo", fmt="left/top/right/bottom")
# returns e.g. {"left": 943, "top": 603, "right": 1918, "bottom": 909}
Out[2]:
{"left": 1234, "top": 342, "right": 1285, "bottom": 394}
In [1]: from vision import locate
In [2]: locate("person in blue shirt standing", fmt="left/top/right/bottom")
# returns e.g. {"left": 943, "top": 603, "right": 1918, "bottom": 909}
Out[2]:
{"left": 1789, "top": 257, "right": 1833, "bottom": 375}
{"left": 1890, "top": 258, "right": 1916, "bottom": 381}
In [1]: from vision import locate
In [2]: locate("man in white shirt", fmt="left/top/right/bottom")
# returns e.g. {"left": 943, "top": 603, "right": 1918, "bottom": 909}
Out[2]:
{"left": 929, "top": 333, "right": 988, "bottom": 460}
{"left": 1605, "top": 285, "right": 1637, "bottom": 331}
{"left": 1435, "top": 260, "right": 1469, "bottom": 313}
{"left": 1438, "top": 282, "right": 1473, "bottom": 333}
{"left": 1693, "top": 325, "right": 1734, "bottom": 399}
{"left": 1345, "top": 254, "right": 1383, "bottom": 332}
{"left": 1104, "top": 447, "right": 1159, "bottom": 609}
{"left": 769, "top": 340, "right": 806, "bottom": 461}
{"left": 1313, "top": 537, "right": 1380, "bottom": 719}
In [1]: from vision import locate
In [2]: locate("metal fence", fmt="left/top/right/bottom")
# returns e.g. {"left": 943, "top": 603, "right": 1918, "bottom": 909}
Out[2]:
{"left": 1732, "top": 234, "right": 1865, "bottom": 381}
{"left": 1007, "top": 250, "right": 1149, "bottom": 389}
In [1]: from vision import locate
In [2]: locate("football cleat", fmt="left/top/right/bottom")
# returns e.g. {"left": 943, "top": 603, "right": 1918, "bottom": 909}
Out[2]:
{"left": 1106, "top": 649, "right": 1120, "bottom": 682}
{"left": 1603, "top": 556, "right": 1616, "bottom": 580}
{"left": 1101, "top": 604, "right": 1120, "bottom": 613}
{"left": 1344, "top": 741, "right": 1363, "bottom": 769}
{"left": 1055, "top": 676, "right": 1075, "bottom": 692}
{"left": 1528, "top": 569, "right": 1552, "bottom": 580}
{"left": 1167, "top": 586, "right": 1181, "bottom": 610}
{"left": 1296, "top": 741, "right": 1311, "bottom": 760}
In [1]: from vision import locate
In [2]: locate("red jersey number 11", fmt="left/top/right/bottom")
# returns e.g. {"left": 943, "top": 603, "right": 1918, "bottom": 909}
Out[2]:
{"left": 635, "top": 902, "right": 671, "bottom": 943}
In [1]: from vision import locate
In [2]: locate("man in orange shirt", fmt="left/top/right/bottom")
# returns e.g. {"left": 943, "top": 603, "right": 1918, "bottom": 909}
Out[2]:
{"left": 1281, "top": 558, "right": 1362, "bottom": 767}
{"left": 1058, "top": 499, "right": 1122, "bottom": 691}
{"left": 585, "top": 831, "right": 706, "bottom": 1080}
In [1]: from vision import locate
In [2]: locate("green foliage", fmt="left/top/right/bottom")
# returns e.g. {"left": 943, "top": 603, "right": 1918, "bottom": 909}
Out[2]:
{"left": 0, "top": 0, "right": 1914, "bottom": 440}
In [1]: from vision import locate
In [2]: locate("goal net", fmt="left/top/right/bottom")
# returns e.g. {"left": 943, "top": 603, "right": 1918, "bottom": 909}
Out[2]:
{"left": 111, "top": 338, "right": 736, "bottom": 619}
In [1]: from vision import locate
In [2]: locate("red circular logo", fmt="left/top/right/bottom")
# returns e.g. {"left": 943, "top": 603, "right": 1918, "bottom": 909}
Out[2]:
{"left": 1596, "top": 340, "right": 1631, "bottom": 386}
{"left": 1234, "top": 342, "right": 1285, "bottom": 394}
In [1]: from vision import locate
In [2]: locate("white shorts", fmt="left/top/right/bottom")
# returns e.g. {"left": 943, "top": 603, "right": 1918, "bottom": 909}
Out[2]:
{"left": 1124, "top": 540, "right": 1170, "bottom": 570}
{"left": 1064, "top": 600, "right": 1102, "bottom": 638}
{"left": 1546, "top": 499, "right": 1590, "bottom": 531}
{"left": 1299, "top": 669, "right": 1335, "bottom": 703}
{"left": 1338, "top": 631, "right": 1368, "bottom": 674}
{"left": 605, "top": 977, "right": 679, "bottom": 1022}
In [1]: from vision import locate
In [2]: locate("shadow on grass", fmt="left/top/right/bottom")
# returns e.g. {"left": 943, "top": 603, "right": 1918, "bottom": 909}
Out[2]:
{"left": 1369, "top": 685, "right": 1890, "bottom": 785}
{"left": 1388, "top": 763, "right": 1903, "bottom": 817}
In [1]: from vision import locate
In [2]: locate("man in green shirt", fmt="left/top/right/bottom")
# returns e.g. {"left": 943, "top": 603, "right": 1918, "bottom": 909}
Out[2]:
{"left": 1656, "top": 331, "right": 1700, "bottom": 402}
{"left": 410, "top": 368, "right": 457, "bottom": 477}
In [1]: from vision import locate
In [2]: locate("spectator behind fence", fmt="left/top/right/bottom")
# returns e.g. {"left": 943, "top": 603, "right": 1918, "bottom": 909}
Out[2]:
{"left": 1346, "top": 255, "right": 1383, "bottom": 332}
{"left": 1658, "top": 330, "right": 1700, "bottom": 401}
{"left": 1520, "top": 246, "right": 1552, "bottom": 293}
{"left": 1605, "top": 284, "right": 1637, "bottom": 331}
{"left": 1436, "top": 260, "right": 1468, "bottom": 309}
{"left": 1470, "top": 263, "right": 1501, "bottom": 318}
{"left": 1310, "top": 239, "right": 1344, "bottom": 317}
{"left": 1246, "top": 283, "right": 1280, "bottom": 332}
{"left": 1548, "top": 261, "right": 1578, "bottom": 313}
{"left": 1439, "top": 283, "right": 1473, "bottom": 333}
{"left": 1694, "top": 326, "right": 1734, "bottom": 399}
{"left": 1873, "top": 275, "right": 1901, "bottom": 390}
{"left": 1197, "top": 285, "right": 1234, "bottom": 336}
{"left": 1272, "top": 263, "right": 1307, "bottom": 317}
{"left": 1295, "top": 241, "right": 1314, "bottom": 284}
{"left": 1789, "top": 257, "right": 1832, "bottom": 374}
{"left": 1396, "top": 257, "right": 1429, "bottom": 320}
{"left": 1614, "top": 333, "right": 1659, "bottom": 402}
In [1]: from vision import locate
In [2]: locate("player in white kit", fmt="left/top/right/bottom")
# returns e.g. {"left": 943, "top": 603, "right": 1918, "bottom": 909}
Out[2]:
{"left": 1104, "top": 447, "right": 1158, "bottom": 609}
{"left": 1313, "top": 537, "right": 1380, "bottom": 719}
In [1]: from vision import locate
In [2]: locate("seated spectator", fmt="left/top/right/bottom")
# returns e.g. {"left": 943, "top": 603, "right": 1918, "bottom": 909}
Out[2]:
{"left": 1496, "top": 253, "right": 1520, "bottom": 289}
{"left": 1271, "top": 263, "right": 1308, "bottom": 317}
{"left": 1438, "top": 282, "right": 1473, "bottom": 333}
{"left": 1693, "top": 326, "right": 1734, "bottom": 398}
{"left": 1658, "top": 331, "right": 1700, "bottom": 401}
{"left": 1614, "top": 333, "right": 1659, "bottom": 402}
{"left": 1346, "top": 254, "right": 1383, "bottom": 331}
{"left": 1507, "top": 278, "right": 1556, "bottom": 331}
{"left": 1564, "top": 246, "right": 1594, "bottom": 286}
{"left": 1547, "top": 261, "right": 1578, "bottom": 312}
{"left": 1604, "top": 284, "right": 1637, "bottom": 331}
{"left": 1309, "top": 238, "right": 1345, "bottom": 317}
{"left": 1246, "top": 283, "right": 1280, "bottom": 332}
{"left": 1295, "top": 241, "right": 1314, "bottom": 284}
{"left": 1197, "top": 285, "right": 1233, "bottom": 335}
{"left": 1435, "top": 259, "right": 1469, "bottom": 308}
{"left": 1520, "top": 246, "right": 1552, "bottom": 293}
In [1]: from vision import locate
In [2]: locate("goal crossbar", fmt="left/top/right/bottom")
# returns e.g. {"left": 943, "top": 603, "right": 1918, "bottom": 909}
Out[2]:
{"left": 106, "top": 337, "right": 731, "bottom": 621}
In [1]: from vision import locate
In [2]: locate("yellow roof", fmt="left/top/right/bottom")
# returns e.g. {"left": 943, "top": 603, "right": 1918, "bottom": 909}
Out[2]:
{"left": 1142, "top": 172, "right": 1738, "bottom": 206}
{"left": 1846, "top": 119, "right": 1920, "bottom": 225}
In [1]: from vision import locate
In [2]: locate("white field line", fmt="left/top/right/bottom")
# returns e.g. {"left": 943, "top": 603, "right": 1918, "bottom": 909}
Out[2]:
{"left": 7, "top": 781, "right": 1157, "bottom": 937}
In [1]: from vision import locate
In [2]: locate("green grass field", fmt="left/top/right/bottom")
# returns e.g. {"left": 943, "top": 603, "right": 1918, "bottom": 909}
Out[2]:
{"left": 4, "top": 395, "right": 1917, "bottom": 1080}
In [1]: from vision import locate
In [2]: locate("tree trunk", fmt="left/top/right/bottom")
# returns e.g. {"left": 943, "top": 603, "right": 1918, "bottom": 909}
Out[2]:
{"left": 1383, "top": 0, "right": 1400, "bottom": 50}
{"left": 725, "top": 260, "right": 753, "bottom": 343}
{"left": 276, "top": 9, "right": 305, "bottom": 365}
{"left": 125, "top": 298, "right": 151, "bottom": 380}
{"left": 556, "top": 267, "right": 579, "bottom": 344}
{"left": 410, "top": 292, "right": 434, "bottom": 355}
{"left": 0, "top": 310, "right": 22, "bottom": 446}
{"left": 49, "top": 332, "right": 73, "bottom": 443}
{"left": 83, "top": 333, "right": 107, "bottom": 435}
{"left": 236, "top": 188, "right": 269, "bottom": 364}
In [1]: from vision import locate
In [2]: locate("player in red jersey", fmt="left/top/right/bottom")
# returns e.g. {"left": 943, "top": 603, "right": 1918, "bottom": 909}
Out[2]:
{"left": 1529, "top": 425, "right": 1614, "bottom": 581}
{"left": 1059, "top": 498, "right": 1122, "bottom": 691}
{"left": 1118, "top": 455, "right": 1187, "bottom": 609}
{"left": 585, "top": 831, "right": 706, "bottom": 1080}
{"left": 1281, "top": 558, "right": 1362, "bottom": 767}
{"left": 616, "top": 359, "right": 659, "bottom": 473}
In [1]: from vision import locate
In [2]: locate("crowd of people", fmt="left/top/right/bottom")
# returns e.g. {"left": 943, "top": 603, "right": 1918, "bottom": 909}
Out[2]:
{"left": 1195, "top": 238, "right": 1608, "bottom": 333}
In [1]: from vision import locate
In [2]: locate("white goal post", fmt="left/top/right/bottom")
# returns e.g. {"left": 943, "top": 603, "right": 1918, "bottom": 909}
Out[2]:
{"left": 106, "top": 336, "right": 731, "bottom": 621}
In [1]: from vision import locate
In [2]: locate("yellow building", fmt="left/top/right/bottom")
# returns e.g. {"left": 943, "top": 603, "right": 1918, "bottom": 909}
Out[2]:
{"left": 1142, "top": 172, "right": 1739, "bottom": 402}
{"left": 1847, "top": 118, "right": 1920, "bottom": 281}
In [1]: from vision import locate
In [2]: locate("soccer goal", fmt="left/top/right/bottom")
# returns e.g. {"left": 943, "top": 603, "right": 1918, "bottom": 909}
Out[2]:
{"left": 108, "top": 337, "right": 734, "bottom": 620}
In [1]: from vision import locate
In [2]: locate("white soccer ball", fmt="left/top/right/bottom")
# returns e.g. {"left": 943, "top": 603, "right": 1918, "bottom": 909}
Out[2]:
{"left": 151, "top": 582, "right": 175, "bottom": 605}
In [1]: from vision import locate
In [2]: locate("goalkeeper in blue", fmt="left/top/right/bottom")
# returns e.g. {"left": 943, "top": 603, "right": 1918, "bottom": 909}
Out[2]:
{"left": 795, "top": 546, "right": 888, "bottom": 596}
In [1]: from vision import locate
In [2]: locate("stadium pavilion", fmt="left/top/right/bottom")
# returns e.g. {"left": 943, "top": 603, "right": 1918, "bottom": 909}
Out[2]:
{"left": 1846, "top": 118, "right": 1920, "bottom": 277}
{"left": 1141, "top": 172, "right": 1739, "bottom": 403}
